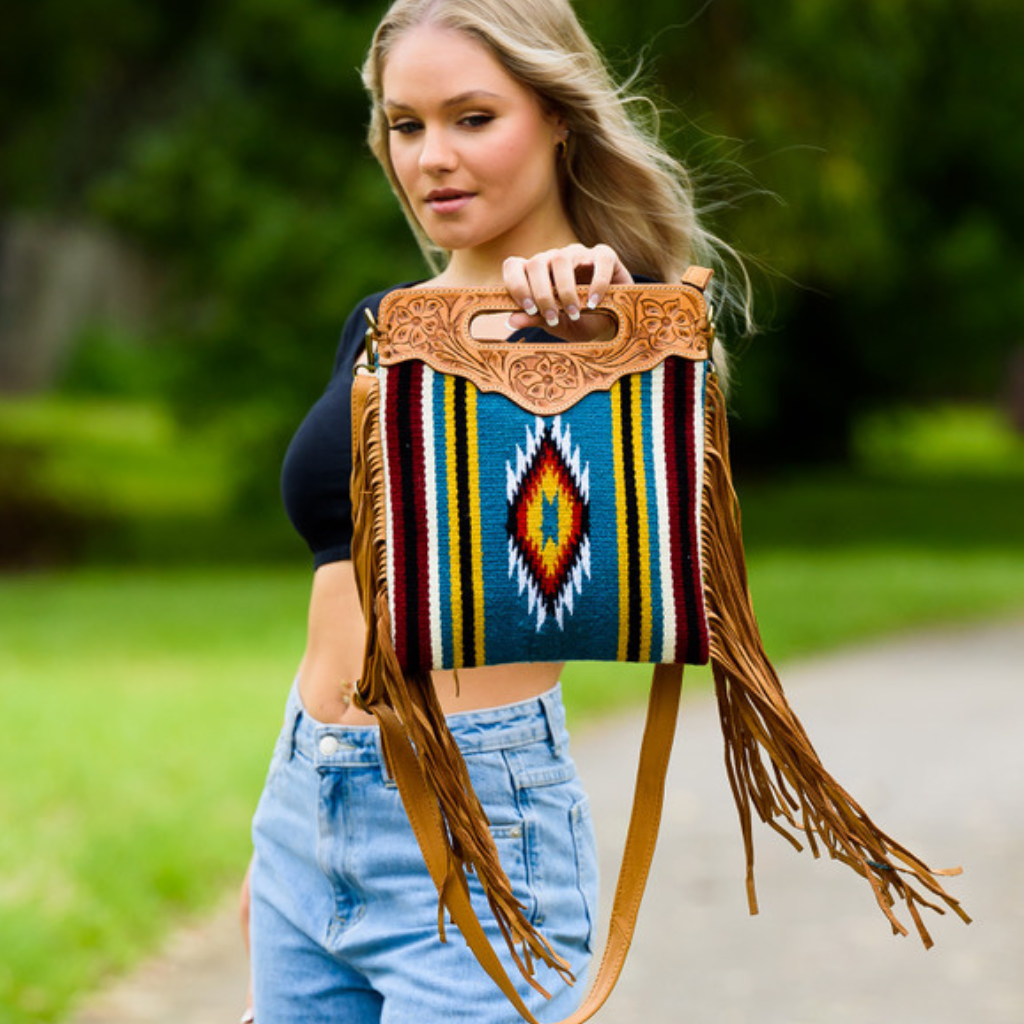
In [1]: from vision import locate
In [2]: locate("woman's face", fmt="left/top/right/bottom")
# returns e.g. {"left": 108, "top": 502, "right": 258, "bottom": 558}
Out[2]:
{"left": 381, "top": 24, "right": 571, "bottom": 263}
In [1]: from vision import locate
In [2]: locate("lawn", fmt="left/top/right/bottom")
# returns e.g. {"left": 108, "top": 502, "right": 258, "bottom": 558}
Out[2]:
{"left": 0, "top": 398, "right": 1022, "bottom": 1022}
{"left": 3, "top": 549, "right": 1022, "bottom": 1023}
{"left": 0, "top": 569, "right": 309, "bottom": 1022}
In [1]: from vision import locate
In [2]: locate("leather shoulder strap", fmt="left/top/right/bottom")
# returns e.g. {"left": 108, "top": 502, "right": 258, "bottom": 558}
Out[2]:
{"left": 370, "top": 663, "right": 684, "bottom": 1024}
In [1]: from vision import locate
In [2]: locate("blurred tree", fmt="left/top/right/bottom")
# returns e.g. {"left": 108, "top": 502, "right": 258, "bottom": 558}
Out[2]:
{"left": 87, "top": 0, "right": 423, "bottom": 511}
{"left": 642, "top": 0, "right": 1024, "bottom": 466}
{"left": 3, "top": 0, "right": 421, "bottom": 516}
{"left": 3, "top": 0, "right": 1021, "bottom": 504}
{"left": 0, "top": 0, "right": 211, "bottom": 207}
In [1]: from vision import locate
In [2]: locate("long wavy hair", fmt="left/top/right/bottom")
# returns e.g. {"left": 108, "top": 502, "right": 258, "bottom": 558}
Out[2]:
{"left": 361, "top": 0, "right": 752, "bottom": 335}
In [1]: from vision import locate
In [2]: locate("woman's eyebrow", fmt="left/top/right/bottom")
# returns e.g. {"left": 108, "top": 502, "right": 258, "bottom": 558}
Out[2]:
{"left": 384, "top": 89, "right": 504, "bottom": 113}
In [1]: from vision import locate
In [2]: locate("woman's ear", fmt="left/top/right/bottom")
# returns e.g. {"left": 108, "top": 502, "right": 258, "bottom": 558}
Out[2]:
{"left": 543, "top": 103, "right": 569, "bottom": 138}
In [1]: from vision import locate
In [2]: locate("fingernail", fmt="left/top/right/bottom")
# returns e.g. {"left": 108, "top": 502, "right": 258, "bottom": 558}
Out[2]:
{"left": 587, "top": 294, "right": 600, "bottom": 310}
{"left": 566, "top": 305, "right": 580, "bottom": 321}
{"left": 544, "top": 309, "right": 560, "bottom": 327}
{"left": 522, "top": 299, "right": 538, "bottom": 316}
{"left": 506, "top": 315, "right": 518, "bottom": 331}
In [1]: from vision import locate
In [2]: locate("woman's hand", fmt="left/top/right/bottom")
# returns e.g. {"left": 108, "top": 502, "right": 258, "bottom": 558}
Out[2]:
{"left": 503, "top": 243, "right": 633, "bottom": 342}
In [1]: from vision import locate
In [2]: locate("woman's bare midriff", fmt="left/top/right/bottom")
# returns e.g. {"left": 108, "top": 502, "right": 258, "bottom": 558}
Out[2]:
{"left": 297, "top": 560, "right": 563, "bottom": 725}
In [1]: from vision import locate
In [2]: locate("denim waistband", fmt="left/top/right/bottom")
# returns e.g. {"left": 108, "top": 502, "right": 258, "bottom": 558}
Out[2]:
{"left": 280, "top": 679, "right": 568, "bottom": 770}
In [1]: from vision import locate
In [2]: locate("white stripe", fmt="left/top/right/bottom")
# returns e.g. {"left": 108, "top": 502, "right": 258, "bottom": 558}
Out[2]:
{"left": 421, "top": 366, "right": 444, "bottom": 667}
{"left": 651, "top": 362, "right": 677, "bottom": 663}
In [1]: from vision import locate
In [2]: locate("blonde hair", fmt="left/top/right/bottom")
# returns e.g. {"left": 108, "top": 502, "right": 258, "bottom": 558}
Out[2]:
{"left": 361, "top": 0, "right": 752, "bottom": 335}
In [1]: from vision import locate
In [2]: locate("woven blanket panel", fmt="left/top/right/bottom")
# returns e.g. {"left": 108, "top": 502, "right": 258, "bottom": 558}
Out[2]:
{"left": 379, "top": 356, "right": 710, "bottom": 671}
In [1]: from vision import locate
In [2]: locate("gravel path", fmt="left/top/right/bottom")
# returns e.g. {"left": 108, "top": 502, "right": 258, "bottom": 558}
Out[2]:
{"left": 66, "top": 617, "right": 1024, "bottom": 1024}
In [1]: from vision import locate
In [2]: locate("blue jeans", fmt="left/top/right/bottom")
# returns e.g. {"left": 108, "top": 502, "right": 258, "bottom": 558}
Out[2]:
{"left": 250, "top": 682, "right": 598, "bottom": 1024}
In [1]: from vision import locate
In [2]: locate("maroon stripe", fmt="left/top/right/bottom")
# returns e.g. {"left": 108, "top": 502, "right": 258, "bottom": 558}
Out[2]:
{"left": 383, "top": 366, "right": 410, "bottom": 667}
{"left": 407, "top": 363, "right": 433, "bottom": 667}
{"left": 661, "top": 358, "right": 687, "bottom": 662}
{"left": 385, "top": 361, "right": 431, "bottom": 671}
{"left": 662, "top": 358, "right": 708, "bottom": 663}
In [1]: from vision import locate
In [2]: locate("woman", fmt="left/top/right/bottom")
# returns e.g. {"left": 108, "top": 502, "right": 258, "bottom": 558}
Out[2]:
{"left": 247, "top": 1, "right": 743, "bottom": 1020}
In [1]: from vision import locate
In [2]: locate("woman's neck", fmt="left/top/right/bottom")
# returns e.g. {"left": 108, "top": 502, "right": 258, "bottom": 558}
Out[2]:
{"left": 430, "top": 224, "right": 580, "bottom": 288}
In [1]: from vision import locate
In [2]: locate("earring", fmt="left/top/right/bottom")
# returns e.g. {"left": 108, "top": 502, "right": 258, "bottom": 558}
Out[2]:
{"left": 556, "top": 136, "right": 568, "bottom": 160}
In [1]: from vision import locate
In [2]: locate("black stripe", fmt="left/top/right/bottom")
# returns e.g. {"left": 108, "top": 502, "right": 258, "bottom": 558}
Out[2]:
{"left": 395, "top": 361, "right": 423, "bottom": 669}
{"left": 619, "top": 377, "right": 643, "bottom": 661}
{"left": 452, "top": 377, "right": 476, "bottom": 663}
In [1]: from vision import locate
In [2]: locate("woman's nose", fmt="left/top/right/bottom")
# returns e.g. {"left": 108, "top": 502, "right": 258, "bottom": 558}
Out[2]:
{"left": 418, "top": 128, "right": 457, "bottom": 175}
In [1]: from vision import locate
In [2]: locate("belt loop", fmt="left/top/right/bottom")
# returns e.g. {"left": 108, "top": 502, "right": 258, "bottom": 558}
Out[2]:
{"left": 374, "top": 728, "right": 394, "bottom": 785}
{"left": 539, "top": 685, "right": 566, "bottom": 757}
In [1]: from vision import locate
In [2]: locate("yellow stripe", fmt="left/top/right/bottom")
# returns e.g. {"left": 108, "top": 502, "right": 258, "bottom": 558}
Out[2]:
{"left": 630, "top": 375, "right": 653, "bottom": 661}
{"left": 610, "top": 381, "right": 630, "bottom": 660}
{"left": 444, "top": 376, "right": 464, "bottom": 667}
{"left": 464, "top": 385, "right": 486, "bottom": 664}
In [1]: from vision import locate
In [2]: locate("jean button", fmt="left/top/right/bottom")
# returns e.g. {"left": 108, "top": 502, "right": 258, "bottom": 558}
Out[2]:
{"left": 319, "top": 735, "right": 341, "bottom": 756}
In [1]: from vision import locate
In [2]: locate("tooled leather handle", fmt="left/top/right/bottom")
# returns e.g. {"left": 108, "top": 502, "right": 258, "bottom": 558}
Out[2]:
{"left": 373, "top": 271, "right": 713, "bottom": 416}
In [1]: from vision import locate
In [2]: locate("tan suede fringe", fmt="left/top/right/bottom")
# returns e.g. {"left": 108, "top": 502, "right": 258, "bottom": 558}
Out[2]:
{"left": 350, "top": 375, "right": 574, "bottom": 996}
{"left": 700, "top": 371, "right": 970, "bottom": 947}
{"left": 351, "top": 360, "right": 968, "bottom": 988}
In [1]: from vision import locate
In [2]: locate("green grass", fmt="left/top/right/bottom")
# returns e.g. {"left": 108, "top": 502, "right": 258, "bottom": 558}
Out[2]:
{"left": 0, "top": 569, "right": 310, "bottom": 1023}
{"left": 3, "top": 546, "right": 1022, "bottom": 1022}
{"left": 0, "top": 395, "right": 304, "bottom": 567}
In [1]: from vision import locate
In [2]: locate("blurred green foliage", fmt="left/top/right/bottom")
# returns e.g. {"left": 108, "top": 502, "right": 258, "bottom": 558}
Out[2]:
{"left": 3, "top": 391, "right": 1021, "bottom": 570}
{"left": 855, "top": 404, "right": 1024, "bottom": 478}
{"left": 0, "top": 438, "right": 102, "bottom": 567}
{"left": 3, "top": 0, "right": 1022, "bottom": 506}
{"left": 686, "top": 0, "right": 1024, "bottom": 468}
{"left": 0, "top": 396, "right": 309, "bottom": 568}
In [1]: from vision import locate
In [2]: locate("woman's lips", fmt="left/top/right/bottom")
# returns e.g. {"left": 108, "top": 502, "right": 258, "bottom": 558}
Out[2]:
{"left": 426, "top": 190, "right": 474, "bottom": 214}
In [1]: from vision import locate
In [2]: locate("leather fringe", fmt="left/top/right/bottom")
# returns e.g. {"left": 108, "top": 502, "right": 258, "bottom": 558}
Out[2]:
{"left": 350, "top": 375, "right": 574, "bottom": 995}
{"left": 700, "top": 371, "right": 971, "bottom": 947}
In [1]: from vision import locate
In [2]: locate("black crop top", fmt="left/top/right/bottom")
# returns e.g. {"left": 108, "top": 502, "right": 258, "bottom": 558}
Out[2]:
{"left": 282, "top": 275, "right": 656, "bottom": 567}
{"left": 281, "top": 284, "right": 408, "bottom": 567}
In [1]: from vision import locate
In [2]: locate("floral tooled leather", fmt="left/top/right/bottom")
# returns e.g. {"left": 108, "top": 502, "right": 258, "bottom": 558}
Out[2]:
{"left": 375, "top": 278, "right": 712, "bottom": 415}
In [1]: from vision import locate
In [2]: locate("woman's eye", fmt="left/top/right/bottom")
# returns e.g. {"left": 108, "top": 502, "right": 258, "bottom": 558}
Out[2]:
{"left": 388, "top": 121, "right": 421, "bottom": 135}
{"left": 461, "top": 114, "right": 494, "bottom": 129}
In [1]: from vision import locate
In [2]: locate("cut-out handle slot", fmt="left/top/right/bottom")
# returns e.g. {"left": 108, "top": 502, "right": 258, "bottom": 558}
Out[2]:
{"left": 467, "top": 308, "right": 619, "bottom": 343}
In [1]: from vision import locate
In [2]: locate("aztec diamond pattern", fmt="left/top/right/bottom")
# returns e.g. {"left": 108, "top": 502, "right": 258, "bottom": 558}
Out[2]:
{"left": 506, "top": 417, "right": 591, "bottom": 630}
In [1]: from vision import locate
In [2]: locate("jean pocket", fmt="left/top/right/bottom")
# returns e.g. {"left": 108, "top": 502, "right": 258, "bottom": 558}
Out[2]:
{"left": 570, "top": 796, "right": 599, "bottom": 954}
{"left": 468, "top": 818, "right": 538, "bottom": 926}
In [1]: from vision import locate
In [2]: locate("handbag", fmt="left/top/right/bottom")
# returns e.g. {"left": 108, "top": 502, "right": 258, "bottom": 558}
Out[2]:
{"left": 349, "top": 268, "right": 967, "bottom": 1023}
